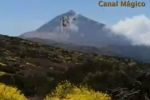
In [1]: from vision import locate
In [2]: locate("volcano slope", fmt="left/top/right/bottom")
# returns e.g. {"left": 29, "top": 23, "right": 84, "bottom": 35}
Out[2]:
{"left": 0, "top": 34, "right": 150, "bottom": 100}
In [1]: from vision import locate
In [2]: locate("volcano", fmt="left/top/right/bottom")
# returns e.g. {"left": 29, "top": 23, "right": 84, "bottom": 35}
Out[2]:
{"left": 21, "top": 10, "right": 129, "bottom": 47}
{"left": 20, "top": 10, "right": 150, "bottom": 63}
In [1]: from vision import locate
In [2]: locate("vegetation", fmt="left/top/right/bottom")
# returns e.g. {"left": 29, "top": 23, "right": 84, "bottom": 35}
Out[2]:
{"left": 0, "top": 35, "right": 150, "bottom": 100}
{"left": 0, "top": 83, "right": 27, "bottom": 100}
{"left": 44, "top": 81, "right": 111, "bottom": 100}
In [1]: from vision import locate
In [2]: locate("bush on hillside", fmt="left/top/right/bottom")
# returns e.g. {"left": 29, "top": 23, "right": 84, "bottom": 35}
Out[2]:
{"left": 0, "top": 83, "right": 27, "bottom": 100}
{"left": 44, "top": 81, "right": 111, "bottom": 100}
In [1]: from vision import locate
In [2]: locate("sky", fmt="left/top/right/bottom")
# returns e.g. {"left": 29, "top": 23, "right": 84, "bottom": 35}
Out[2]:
{"left": 0, "top": 0, "right": 150, "bottom": 36}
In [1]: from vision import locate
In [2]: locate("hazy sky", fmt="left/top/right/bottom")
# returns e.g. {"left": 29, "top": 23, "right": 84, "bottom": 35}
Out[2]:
{"left": 0, "top": 0, "right": 150, "bottom": 36}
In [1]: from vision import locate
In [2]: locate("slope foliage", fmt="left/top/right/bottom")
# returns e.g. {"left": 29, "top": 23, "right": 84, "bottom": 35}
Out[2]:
{"left": 0, "top": 35, "right": 150, "bottom": 100}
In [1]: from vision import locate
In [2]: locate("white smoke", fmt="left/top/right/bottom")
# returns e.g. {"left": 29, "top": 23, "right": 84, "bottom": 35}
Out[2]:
{"left": 112, "top": 15, "right": 150, "bottom": 46}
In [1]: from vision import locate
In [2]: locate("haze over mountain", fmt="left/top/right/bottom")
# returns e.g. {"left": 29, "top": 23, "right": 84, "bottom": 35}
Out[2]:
{"left": 21, "top": 10, "right": 150, "bottom": 63}
{"left": 21, "top": 10, "right": 130, "bottom": 47}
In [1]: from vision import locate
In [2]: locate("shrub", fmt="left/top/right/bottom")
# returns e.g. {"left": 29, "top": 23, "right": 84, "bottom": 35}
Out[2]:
{"left": 0, "top": 71, "right": 7, "bottom": 77}
{"left": 44, "top": 81, "right": 111, "bottom": 100}
{"left": 0, "top": 83, "right": 27, "bottom": 100}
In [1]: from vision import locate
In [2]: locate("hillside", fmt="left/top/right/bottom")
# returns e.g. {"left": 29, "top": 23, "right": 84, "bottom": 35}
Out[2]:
{"left": 0, "top": 35, "right": 150, "bottom": 100}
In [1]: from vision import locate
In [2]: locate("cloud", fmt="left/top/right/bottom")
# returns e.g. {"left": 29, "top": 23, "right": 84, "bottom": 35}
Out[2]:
{"left": 112, "top": 15, "right": 150, "bottom": 46}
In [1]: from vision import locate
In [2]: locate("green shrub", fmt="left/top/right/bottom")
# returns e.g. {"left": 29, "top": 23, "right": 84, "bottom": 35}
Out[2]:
{"left": 0, "top": 83, "right": 27, "bottom": 100}
{"left": 0, "top": 71, "right": 7, "bottom": 77}
{"left": 44, "top": 81, "right": 111, "bottom": 100}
